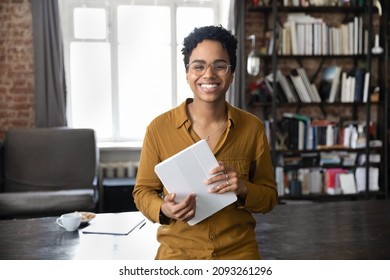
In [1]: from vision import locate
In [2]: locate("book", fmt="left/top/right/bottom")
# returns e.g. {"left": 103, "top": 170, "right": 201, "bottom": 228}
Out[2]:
{"left": 309, "top": 168, "right": 323, "bottom": 194}
{"left": 319, "top": 65, "right": 342, "bottom": 102}
{"left": 298, "top": 168, "right": 311, "bottom": 195}
{"left": 290, "top": 69, "right": 311, "bottom": 102}
{"left": 286, "top": 13, "right": 323, "bottom": 55}
{"left": 353, "top": 68, "right": 365, "bottom": 102}
{"left": 362, "top": 72, "right": 370, "bottom": 103}
{"left": 339, "top": 173, "right": 357, "bottom": 194}
{"left": 340, "top": 23, "right": 349, "bottom": 55}
{"left": 297, "top": 24, "right": 306, "bottom": 55}
{"left": 283, "top": 112, "right": 313, "bottom": 150}
{"left": 297, "top": 67, "right": 321, "bottom": 102}
{"left": 289, "top": 20, "right": 298, "bottom": 55}
{"left": 328, "top": 66, "right": 342, "bottom": 102}
{"left": 324, "top": 168, "right": 348, "bottom": 195}
{"left": 321, "top": 22, "right": 328, "bottom": 55}
{"left": 312, "top": 119, "right": 337, "bottom": 146}
{"left": 358, "top": 16, "right": 363, "bottom": 54}
{"left": 340, "top": 71, "right": 348, "bottom": 102}
{"left": 265, "top": 72, "right": 292, "bottom": 103}
{"left": 355, "top": 167, "right": 380, "bottom": 192}
{"left": 277, "top": 70, "right": 297, "bottom": 103}
{"left": 282, "top": 23, "right": 292, "bottom": 55}
{"left": 275, "top": 166, "right": 285, "bottom": 196}
{"left": 281, "top": 115, "right": 301, "bottom": 150}
{"left": 154, "top": 140, "right": 237, "bottom": 226}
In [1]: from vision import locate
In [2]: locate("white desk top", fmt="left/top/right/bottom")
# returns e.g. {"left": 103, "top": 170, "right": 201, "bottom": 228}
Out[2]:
{"left": 74, "top": 211, "right": 159, "bottom": 260}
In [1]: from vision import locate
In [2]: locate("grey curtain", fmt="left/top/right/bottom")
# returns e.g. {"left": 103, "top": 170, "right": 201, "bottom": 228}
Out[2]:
{"left": 31, "top": 0, "right": 67, "bottom": 127}
{"left": 227, "top": 0, "right": 246, "bottom": 109}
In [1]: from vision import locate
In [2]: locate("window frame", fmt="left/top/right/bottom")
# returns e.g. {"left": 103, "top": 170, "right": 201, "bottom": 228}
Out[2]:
{"left": 59, "top": 0, "right": 219, "bottom": 145}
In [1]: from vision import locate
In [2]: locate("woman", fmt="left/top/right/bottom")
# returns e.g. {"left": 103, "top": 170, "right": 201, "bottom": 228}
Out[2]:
{"left": 133, "top": 25, "right": 277, "bottom": 259}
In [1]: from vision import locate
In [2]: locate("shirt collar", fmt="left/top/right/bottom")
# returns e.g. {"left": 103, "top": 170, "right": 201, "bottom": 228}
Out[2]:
{"left": 175, "top": 99, "right": 192, "bottom": 129}
{"left": 175, "top": 98, "right": 237, "bottom": 129}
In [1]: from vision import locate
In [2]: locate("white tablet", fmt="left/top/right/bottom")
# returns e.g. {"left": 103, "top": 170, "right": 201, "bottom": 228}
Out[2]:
{"left": 154, "top": 140, "right": 237, "bottom": 225}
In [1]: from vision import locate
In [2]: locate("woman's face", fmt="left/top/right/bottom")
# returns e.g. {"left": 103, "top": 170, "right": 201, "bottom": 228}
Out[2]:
{"left": 186, "top": 40, "right": 234, "bottom": 104}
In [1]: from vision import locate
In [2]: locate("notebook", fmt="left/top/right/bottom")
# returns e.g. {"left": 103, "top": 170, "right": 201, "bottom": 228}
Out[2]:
{"left": 154, "top": 139, "right": 237, "bottom": 225}
{"left": 82, "top": 212, "right": 145, "bottom": 235}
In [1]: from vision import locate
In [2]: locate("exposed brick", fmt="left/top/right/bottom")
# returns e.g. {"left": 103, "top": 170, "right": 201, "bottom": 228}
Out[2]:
{"left": 0, "top": 0, "right": 34, "bottom": 140}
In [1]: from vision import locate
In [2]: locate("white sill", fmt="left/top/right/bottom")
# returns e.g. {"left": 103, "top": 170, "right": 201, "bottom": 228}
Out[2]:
{"left": 97, "top": 141, "right": 143, "bottom": 151}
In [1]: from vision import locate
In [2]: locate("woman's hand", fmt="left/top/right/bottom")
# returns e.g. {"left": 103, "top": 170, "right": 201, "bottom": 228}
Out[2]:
{"left": 206, "top": 161, "right": 248, "bottom": 199}
{"left": 161, "top": 192, "right": 196, "bottom": 223}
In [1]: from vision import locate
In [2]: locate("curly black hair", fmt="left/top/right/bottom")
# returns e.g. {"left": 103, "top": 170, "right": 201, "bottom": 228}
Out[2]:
{"left": 181, "top": 25, "right": 238, "bottom": 73}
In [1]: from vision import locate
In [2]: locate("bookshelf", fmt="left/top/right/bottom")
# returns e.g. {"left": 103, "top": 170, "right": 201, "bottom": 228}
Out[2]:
{"left": 383, "top": 0, "right": 389, "bottom": 199}
{"left": 246, "top": 0, "right": 388, "bottom": 200}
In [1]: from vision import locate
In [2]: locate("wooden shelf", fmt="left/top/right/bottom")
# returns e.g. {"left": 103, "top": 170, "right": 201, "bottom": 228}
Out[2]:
{"left": 260, "top": 54, "right": 374, "bottom": 59}
{"left": 250, "top": 101, "right": 379, "bottom": 107}
{"left": 249, "top": 5, "right": 374, "bottom": 14}
{"left": 279, "top": 191, "right": 386, "bottom": 202}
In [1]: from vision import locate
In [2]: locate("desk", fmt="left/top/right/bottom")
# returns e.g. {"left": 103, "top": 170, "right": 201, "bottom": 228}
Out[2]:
{"left": 0, "top": 211, "right": 159, "bottom": 260}
{"left": 0, "top": 200, "right": 389, "bottom": 260}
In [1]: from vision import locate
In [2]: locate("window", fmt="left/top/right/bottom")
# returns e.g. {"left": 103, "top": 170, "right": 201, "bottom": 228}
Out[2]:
{"left": 59, "top": 0, "right": 218, "bottom": 143}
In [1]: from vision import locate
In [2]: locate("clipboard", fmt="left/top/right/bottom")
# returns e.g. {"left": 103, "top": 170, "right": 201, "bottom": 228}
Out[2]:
{"left": 154, "top": 139, "right": 237, "bottom": 225}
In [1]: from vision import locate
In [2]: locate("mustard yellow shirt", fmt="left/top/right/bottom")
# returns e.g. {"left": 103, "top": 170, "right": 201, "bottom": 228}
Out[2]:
{"left": 133, "top": 99, "right": 277, "bottom": 260}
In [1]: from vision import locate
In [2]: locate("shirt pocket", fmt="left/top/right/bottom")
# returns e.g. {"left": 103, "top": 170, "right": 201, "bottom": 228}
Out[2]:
{"left": 221, "top": 159, "right": 251, "bottom": 181}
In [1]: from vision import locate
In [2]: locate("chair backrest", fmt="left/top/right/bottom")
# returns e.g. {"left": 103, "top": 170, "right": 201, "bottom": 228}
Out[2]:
{"left": 3, "top": 127, "right": 98, "bottom": 192}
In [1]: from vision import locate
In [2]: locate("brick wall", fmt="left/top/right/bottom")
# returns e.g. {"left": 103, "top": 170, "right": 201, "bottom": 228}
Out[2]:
{"left": 0, "top": 0, "right": 35, "bottom": 141}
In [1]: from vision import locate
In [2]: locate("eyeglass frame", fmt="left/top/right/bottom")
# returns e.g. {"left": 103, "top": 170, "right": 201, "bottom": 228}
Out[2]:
{"left": 186, "top": 60, "right": 232, "bottom": 76}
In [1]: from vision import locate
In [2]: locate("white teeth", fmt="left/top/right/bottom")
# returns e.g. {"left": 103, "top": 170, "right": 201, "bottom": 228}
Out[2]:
{"left": 201, "top": 84, "right": 218, "bottom": 89}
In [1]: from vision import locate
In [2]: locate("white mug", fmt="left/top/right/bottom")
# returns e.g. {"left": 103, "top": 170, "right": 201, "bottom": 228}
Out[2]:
{"left": 56, "top": 212, "right": 82, "bottom": 231}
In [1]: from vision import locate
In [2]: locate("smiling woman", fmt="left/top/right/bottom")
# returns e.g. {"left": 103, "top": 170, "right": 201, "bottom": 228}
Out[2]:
{"left": 58, "top": 0, "right": 218, "bottom": 143}
{"left": 133, "top": 25, "right": 278, "bottom": 260}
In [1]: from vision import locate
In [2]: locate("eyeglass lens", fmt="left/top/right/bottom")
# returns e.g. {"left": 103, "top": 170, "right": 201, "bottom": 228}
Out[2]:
{"left": 188, "top": 62, "right": 230, "bottom": 76}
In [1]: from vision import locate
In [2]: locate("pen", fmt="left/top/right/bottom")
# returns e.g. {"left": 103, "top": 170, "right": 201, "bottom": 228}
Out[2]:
{"left": 139, "top": 222, "right": 146, "bottom": 230}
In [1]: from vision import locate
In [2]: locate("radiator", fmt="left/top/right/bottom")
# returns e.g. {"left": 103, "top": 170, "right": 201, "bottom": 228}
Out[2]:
{"left": 99, "top": 161, "right": 138, "bottom": 179}
{"left": 98, "top": 161, "right": 138, "bottom": 212}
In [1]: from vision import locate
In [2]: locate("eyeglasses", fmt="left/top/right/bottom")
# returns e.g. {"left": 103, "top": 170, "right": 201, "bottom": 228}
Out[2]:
{"left": 186, "top": 61, "right": 232, "bottom": 76}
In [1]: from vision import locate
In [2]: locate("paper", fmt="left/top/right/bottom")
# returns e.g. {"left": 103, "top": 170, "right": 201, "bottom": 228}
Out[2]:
{"left": 154, "top": 140, "right": 237, "bottom": 226}
{"left": 82, "top": 212, "right": 145, "bottom": 235}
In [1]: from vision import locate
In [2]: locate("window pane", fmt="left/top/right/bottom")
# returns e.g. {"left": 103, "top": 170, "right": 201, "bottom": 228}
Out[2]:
{"left": 118, "top": 44, "right": 172, "bottom": 140}
{"left": 176, "top": 7, "right": 214, "bottom": 44}
{"left": 176, "top": 7, "right": 214, "bottom": 104}
{"left": 70, "top": 42, "right": 112, "bottom": 138}
{"left": 177, "top": 46, "right": 193, "bottom": 104}
{"left": 118, "top": 5, "right": 171, "bottom": 44}
{"left": 74, "top": 8, "right": 106, "bottom": 39}
{"left": 117, "top": 4, "right": 172, "bottom": 140}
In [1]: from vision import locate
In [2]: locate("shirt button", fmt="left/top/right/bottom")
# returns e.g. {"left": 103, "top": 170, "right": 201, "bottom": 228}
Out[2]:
{"left": 209, "top": 234, "right": 215, "bottom": 240}
{"left": 212, "top": 252, "right": 217, "bottom": 257}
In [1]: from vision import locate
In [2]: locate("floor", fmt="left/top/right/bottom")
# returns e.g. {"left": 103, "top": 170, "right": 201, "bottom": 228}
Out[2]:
{"left": 254, "top": 199, "right": 390, "bottom": 260}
